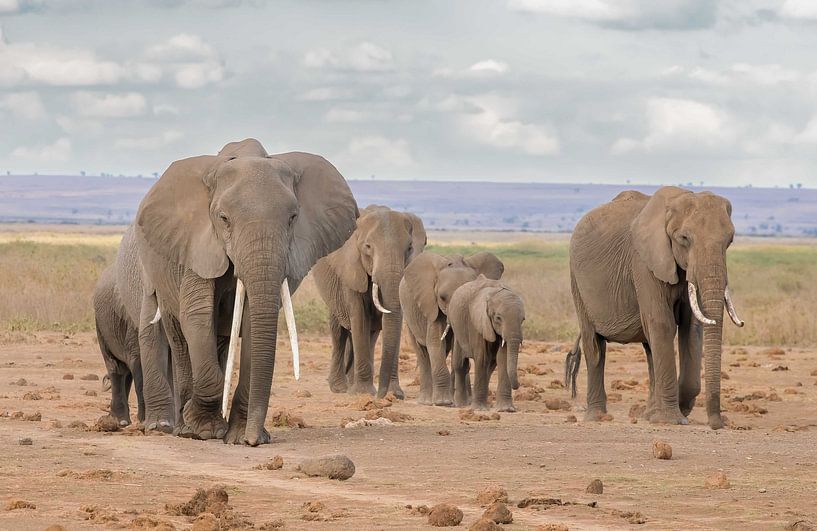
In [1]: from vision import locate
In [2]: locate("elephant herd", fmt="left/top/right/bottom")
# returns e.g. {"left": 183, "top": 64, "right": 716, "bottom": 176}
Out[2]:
{"left": 93, "top": 138, "right": 745, "bottom": 446}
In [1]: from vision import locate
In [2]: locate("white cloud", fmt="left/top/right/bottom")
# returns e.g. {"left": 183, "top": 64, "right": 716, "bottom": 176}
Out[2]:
{"left": 298, "top": 87, "right": 355, "bottom": 101}
{"left": 0, "top": 0, "right": 21, "bottom": 13}
{"left": 611, "top": 97, "right": 737, "bottom": 155}
{"left": 340, "top": 136, "right": 414, "bottom": 171}
{"left": 665, "top": 63, "right": 802, "bottom": 86}
{"left": 144, "top": 34, "right": 224, "bottom": 89}
{"left": 55, "top": 114, "right": 104, "bottom": 135}
{"left": 71, "top": 91, "right": 147, "bottom": 118}
{"left": 11, "top": 137, "right": 71, "bottom": 161}
{"left": 779, "top": 0, "right": 817, "bottom": 20}
{"left": 0, "top": 91, "right": 47, "bottom": 120}
{"left": 325, "top": 108, "right": 373, "bottom": 123}
{"left": 115, "top": 129, "right": 184, "bottom": 150}
{"left": 434, "top": 59, "right": 510, "bottom": 79}
{"left": 152, "top": 103, "right": 180, "bottom": 115}
{"left": 304, "top": 41, "right": 394, "bottom": 72}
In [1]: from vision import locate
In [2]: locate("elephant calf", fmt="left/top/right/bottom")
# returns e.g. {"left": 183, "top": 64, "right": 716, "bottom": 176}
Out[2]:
{"left": 93, "top": 266, "right": 145, "bottom": 427}
{"left": 449, "top": 276, "right": 524, "bottom": 412}
{"left": 399, "top": 251, "right": 504, "bottom": 406}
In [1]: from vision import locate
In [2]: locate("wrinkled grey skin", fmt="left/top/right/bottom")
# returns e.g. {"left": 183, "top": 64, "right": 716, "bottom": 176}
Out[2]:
{"left": 399, "top": 251, "right": 504, "bottom": 406}
{"left": 93, "top": 265, "right": 146, "bottom": 427}
{"left": 313, "top": 205, "right": 426, "bottom": 398}
{"left": 567, "top": 187, "right": 736, "bottom": 430}
{"left": 134, "top": 138, "right": 357, "bottom": 446}
{"left": 449, "top": 276, "right": 525, "bottom": 412}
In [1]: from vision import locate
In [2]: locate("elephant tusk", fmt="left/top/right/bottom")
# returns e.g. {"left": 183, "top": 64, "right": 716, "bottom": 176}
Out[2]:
{"left": 149, "top": 306, "right": 161, "bottom": 325}
{"left": 440, "top": 322, "right": 451, "bottom": 342}
{"left": 724, "top": 287, "right": 745, "bottom": 328}
{"left": 223, "top": 279, "right": 245, "bottom": 417}
{"left": 501, "top": 338, "right": 505, "bottom": 349}
{"left": 372, "top": 282, "right": 392, "bottom": 314}
{"left": 688, "top": 282, "right": 716, "bottom": 326}
{"left": 281, "top": 278, "right": 300, "bottom": 381}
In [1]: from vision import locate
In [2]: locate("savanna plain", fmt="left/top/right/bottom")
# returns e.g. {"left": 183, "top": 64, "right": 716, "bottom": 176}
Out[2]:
{"left": 1, "top": 225, "right": 816, "bottom": 530}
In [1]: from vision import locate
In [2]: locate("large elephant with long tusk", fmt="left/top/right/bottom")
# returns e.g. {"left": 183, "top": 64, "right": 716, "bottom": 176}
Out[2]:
{"left": 564, "top": 187, "right": 744, "bottom": 430}
{"left": 312, "top": 205, "right": 426, "bottom": 398}
{"left": 134, "top": 138, "right": 357, "bottom": 445}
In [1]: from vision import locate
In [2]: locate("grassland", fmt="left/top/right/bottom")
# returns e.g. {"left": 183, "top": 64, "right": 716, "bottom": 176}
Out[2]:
{"left": 1, "top": 226, "right": 815, "bottom": 346}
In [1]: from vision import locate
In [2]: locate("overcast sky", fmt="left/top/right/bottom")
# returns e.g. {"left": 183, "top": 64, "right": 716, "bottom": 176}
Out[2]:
{"left": 2, "top": 0, "right": 817, "bottom": 186}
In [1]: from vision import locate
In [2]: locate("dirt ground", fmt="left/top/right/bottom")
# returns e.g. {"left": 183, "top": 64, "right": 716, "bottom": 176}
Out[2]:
{"left": 1, "top": 333, "right": 816, "bottom": 530}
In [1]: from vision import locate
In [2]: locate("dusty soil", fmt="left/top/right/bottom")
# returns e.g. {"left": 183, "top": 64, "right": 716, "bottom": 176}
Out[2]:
{"left": 1, "top": 332, "right": 816, "bottom": 530}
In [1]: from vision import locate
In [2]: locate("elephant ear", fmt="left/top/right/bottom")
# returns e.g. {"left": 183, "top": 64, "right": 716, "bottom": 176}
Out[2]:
{"left": 322, "top": 226, "right": 368, "bottom": 293}
{"left": 464, "top": 251, "right": 504, "bottom": 280}
{"left": 467, "top": 276, "right": 497, "bottom": 342}
{"left": 403, "top": 212, "right": 427, "bottom": 261}
{"left": 272, "top": 152, "right": 359, "bottom": 288}
{"left": 135, "top": 155, "right": 229, "bottom": 279}
{"left": 403, "top": 252, "right": 449, "bottom": 322}
{"left": 631, "top": 186, "right": 690, "bottom": 285}
{"left": 218, "top": 138, "right": 268, "bottom": 158}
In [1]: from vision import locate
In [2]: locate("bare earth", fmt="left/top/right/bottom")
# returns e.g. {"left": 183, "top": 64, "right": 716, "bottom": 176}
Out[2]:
{"left": 1, "top": 333, "right": 816, "bottom": 530}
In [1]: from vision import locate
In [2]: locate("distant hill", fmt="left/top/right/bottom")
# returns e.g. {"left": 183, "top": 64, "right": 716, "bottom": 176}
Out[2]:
{"left": 0, "top": 175, "right": 814, "bottom": 237}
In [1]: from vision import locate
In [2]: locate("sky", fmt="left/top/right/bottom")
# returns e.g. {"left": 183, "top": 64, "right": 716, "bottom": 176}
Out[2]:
{"left": 1, "top": 0, "right": 817, "bottom": 186}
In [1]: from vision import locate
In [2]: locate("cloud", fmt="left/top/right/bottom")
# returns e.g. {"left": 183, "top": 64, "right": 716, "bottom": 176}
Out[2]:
{"left": 779, "top": 0, "right": 817, "bottom": 20}
{"left": 144, "top": 33, "right": 224, "bottom": 88}
{"left": 434, "top": 59, "right": 509, "bottom": 79}
{"left": 507, "top": 0, "right": 717, "bottom": 30}
{"left": 11, "top": 137, "right": 71, "bottom": 161}
{"left": 298, "top": 87, "right": 355, "bottom": 101}
{"left": 115, "top": 129, "right": 184, "bottom": 150}
{"left": 0, "top": 91, "right": 47, "bottom": 120}
{"left": 152, "top": 103, "right": 180, "bottom": 115}
{"left": 664, "top": 63, "right": 803, "bottom": 86}
{"left": 338, "top": 136, "right": 414, "bottom": 175}
{"left": 611, "top": 97, "right": 737, "bottom": 155}
{"left": 71, "top": 91, "right": 147, "bottom": 118}
{"left": 304, "top": 41, "right": 394, "bottom": 72}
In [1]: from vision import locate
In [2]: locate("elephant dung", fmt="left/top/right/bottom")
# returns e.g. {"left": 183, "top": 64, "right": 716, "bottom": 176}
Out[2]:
{"left": 93, "top": 415, "right": 120, "bottom": 432}
{"left": 253, "top": 455, "right": 284, "bottom": 470}
{"left": 482, "top": 502, "right": 513, "bottom": 524}
{"left": 469, "top": 518, "right": 501, "bottom": 530}
{"left": 427, "top": 503, "right": 463, "bottom": 527}
{"left": 652, "top": 440, "right": 673, "bottom": 460}
{"left": 585, "top": 479, "right": 604, "bottom": 494}
{"left": 296, "top": 454, "right": 355, "bottom": 480}
{"left": 705, "top": 471, "right": 731, "bottom": 489}
{"left": 544, "top": 398, "right": 571, "bottom": 411}
{"left": 476, "top": 485, "right": 509, "bottom": 506}
{"left": 5, "top": 499, "right": 36, "bottom": 510}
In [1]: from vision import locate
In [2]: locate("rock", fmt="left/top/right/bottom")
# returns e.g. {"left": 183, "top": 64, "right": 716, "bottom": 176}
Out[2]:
{"left": 12, "top": 378, "right": 27, "bottom": 386}
{"left": 5, "top": 499, "right": 36, "bottom": 510}
{"left": 786, "top": 520, "right": 816, "bottom": 531}
{"left": 565, "top": 414, "right": 577, "bottom": 423}
{"left": 80, "top": 373, "right": 100, "bottom": 381}
{"left": 469, "top": 518, "right": 501, "bottom": 530}
{"left": 428, "top": 503, "right": 463, "bottom": 527}
{"left": 254, "top": 455, "right": 284, "bottom": 470}
{"left": 437, "top": 430, "right": 450, "bottom": 436}
{"left": 483, "top": 502, "right": 512, "bottom": 524}
{"left": 585, "top": 479, "right": 603, "bottom": 494}
{"left": 294, "top": 389, "right": 312, "bottom": 398}
{"left": 18, "top": 437, "right": 33, "bottom": 446}
{"left": 62, "top": 373, "right": 74, "bottom": 380}
{"left": 296, "top": 454, "right": 355, "bottom": 480}
{"left": 84, "top": 390, "right": 97, "bottom": 396}
{"left": 23, "top": 411, "right": 41, "bottom": 422}
{"left": 652, "top": 440, "right": 672, "bottom": 460}
{"left": 705, "top": 471, "right": 730, "bottom": 489}
{"left": 476, "top": 485, "right": 508, "bottom": 506}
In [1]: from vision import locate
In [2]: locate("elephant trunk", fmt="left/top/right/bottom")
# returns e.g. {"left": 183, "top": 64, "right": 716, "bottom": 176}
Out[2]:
{"left": 375, "top": 269, "right": 403, "bottom": 398}
{"left": 505, "top": 338, "right": 521, "bottom": 390}
{"left": 698, "top": 266, "right": 727, "bottom": 430}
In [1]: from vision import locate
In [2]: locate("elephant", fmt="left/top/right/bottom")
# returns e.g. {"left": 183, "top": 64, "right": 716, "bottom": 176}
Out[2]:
{"left": 565, "top": 187, "right": 744, "bottom": 429}
{"left": 399, "top": 251, "right": 504, "bottom": 406}
{"left": 448, "top": 276, "right": 525, "bottom": 412}
{"left": 312, "top": 205, "right": 426, "bottom": 398}
{"left": 93, "top": 265, "right": 145, "bottom": 427}
{"left": 133, "top": 138, "right": 358, "bottom": 445}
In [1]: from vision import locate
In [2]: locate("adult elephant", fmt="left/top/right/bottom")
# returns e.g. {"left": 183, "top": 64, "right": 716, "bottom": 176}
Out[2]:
{"left": 134, "top": 138, "right": 357, "bottom": 445}
{"left": 312, "top": 205, "right": 426, "bottom": 398}
{"left": 567, "top": 187, "right": 744, "bottom": 429}
{"left": 400, "top": 251, "right": 504, "bottom": 406}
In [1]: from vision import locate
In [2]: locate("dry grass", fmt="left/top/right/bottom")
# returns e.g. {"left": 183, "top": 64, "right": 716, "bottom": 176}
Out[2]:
{"left": 1, "top": 226, "right": 815, "bottom": 346}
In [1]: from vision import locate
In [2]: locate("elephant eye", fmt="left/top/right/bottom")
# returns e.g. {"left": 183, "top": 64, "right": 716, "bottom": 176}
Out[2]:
{"left": 677, "top": 233, "right": 691, "bottom": 246}
{"left": 288, "top": 212, "right": 298, "bottom": 226}
{"left": 218, "top": 212, "right": 230, "bottom": 227}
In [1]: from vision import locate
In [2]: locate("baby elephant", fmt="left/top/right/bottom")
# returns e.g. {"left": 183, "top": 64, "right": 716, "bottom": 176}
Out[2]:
{"left": 449, "top": 276, "right": 525, "bottom": 412}
{"left": 93, "top": 266, "right": 145, "bottom": 426}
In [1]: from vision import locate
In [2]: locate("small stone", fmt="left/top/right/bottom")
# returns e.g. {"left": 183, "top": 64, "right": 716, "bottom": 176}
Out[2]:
{"left": 428, "top": 503, "right": 463, "bottom": 527}
{"left": 437, "top": 430, "right": 451, "bottom": 436}
{"left": 758, "top": 488, "right": 767, "bottom": 493}
{"left": 84, "top": 390, "right": 97, "bottom": 397}
{"left": 469, "top": 517, "right": 501, "bottom": 530}
{"left": 586, "top": 479, "right": 603, "bottom": 494}
{"left": 80, "top": 373, "right": 99, "bottom": 381}
{"left": 564, "top": 414, "right": 577, "bottom": 423}
{"left": 482, "top": 502, "right": 512, "bottom": 524}
{"left": 476, "top": 485, "right": 508, "bottom": 506}
{"left": 62, "top": 373, "right": 74, "bottom": 380}
{"left": 653, "top": 440, "right": 672, "bottom": 460}
{"left": 294, "top": 389, "right": 312, "bottom": 398}
{"left": 705, "top": 471, "right": 730, "bottom": 489}
{"left": 18, "top": 437, "right": 33, "bottom": 446}
{"left": 13, "top": 378, "right": 27, "bottom": 386}
{"left": 296, "top": 454, "right": 355, "bottom": 480}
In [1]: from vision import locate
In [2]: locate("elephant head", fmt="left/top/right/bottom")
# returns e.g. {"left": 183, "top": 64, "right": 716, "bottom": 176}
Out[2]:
{"left": 631, "top": 186, "right": 742, "bottom": 430}
{"left": 135, "top": 140, "right": 357, "bottom": 445}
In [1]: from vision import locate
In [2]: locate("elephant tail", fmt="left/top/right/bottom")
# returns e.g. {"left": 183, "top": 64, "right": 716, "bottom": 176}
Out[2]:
{"left": 564, "top": 336, "right": 581, "bottom": 399}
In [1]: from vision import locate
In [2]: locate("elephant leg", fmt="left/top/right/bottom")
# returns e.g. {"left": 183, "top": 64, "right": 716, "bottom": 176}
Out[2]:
{"left": 216, "top": 334, "right": 230, "bottom": 375}
{"left": 124, "top": 326, "right": 146, "bottom": 423}
{"left": 349, "top": 298, "right": 375, "bottom": 395}
{"left": 388, "top": 348, "right": 405, "bottom": 400}
{"left": 426, "top": 320, "right": 453, "bottom": 406}
{"left": 582, "top": 330, "right": 608, "bottom": 421}
{"left": 163, "top": 315, "right": 190, "bottom": 425}
{"left": 643, "top": 342, "right": 657, "bottom": 419}
{"left": 177, "top": 274, "right": 228, "bottom": 440}
{"left": 109, "top": 370, "right": 131, "bottom": 426}
{"left": 328, "top": 315, "right": 350, "bottom": 393}
{"left": 138, "top": 295, "right": 174, "bottom": 433}
{"left": 408, "top": 331, "right": 433, "bottom": 405}
{"left": 678, "top": 302, "right": 702, "bottom": 417}
{"left": 343, "top": 340, "right": 354, "bottom": 383}
{"left": 643, "top": 308, "right": 686, "bottom": 425}
{"left": 471, "top": 341, "right": 490, "bottom": 410}
{"left": 452, "top": 341, "right": 470, "bottom": 407}
{"left": 495, "top": 344, "right": 515, "bottom": 412}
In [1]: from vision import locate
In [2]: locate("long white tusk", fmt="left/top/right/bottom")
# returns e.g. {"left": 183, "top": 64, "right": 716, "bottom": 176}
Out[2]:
{"left": 440, "top": 322, "right": 451, "bottom": 342}
{"left": 501, "top": 338, "right": 505, "bottom": 348}
{"left": 688, "top": 282, "right": 716, "bottom": 326}
{"left": 281, "top": 278, "right": 300, "bottom": 381}
{"left": 724, "top": 287, "right": 745, "bottom": 328}
{"left": 149, "top": 306, "right": 161, "bottom": 325}
{"left": 222, "top": 279, "right": 245, "bottom": 417}
{"left": 372, "top": 282, "right": 392, "bottom": 314}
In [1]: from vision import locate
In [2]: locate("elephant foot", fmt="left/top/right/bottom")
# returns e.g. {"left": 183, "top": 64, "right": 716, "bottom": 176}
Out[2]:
{"left": 387, "top": 381, "right": 405, "bottom": 400}
{"left": 584, "top": 407, "right": 608, "bottom": 422}
{"left": 349, "top": 381, "right": 376, "bottom": 396}
{"left": 178, "top": 400, "right": 227, "bottom": 440}
{"left": 707, "top": 413, "right": 725, "bottom": 430}
{"left": 329, "top": 380, "right": 348, "bottom": 394}
{"left": 496, "top": 403, "right": 517, "bottom": 413}
{"left": 143, "top": 412, "right": 174, "bottom": 433}
{"left": 417, "top": 393, "right": 433, "bottom": 406}
{"left": 244, "top": 424, "right": 273, "bottom": 447}
{"left": 647, "top": 407, "right": 689, "bottom": 425}
{"left": 679, "top": 397, "right": 697, "bottom": 417}
{"left": 223, "top": 417, "right": 272, "bottom": 445}
{"left": 454, "top": 393, "right": 469, "bottom": 408}
{"left": 471, "top": 402, "right": 490, "bottom": 411}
